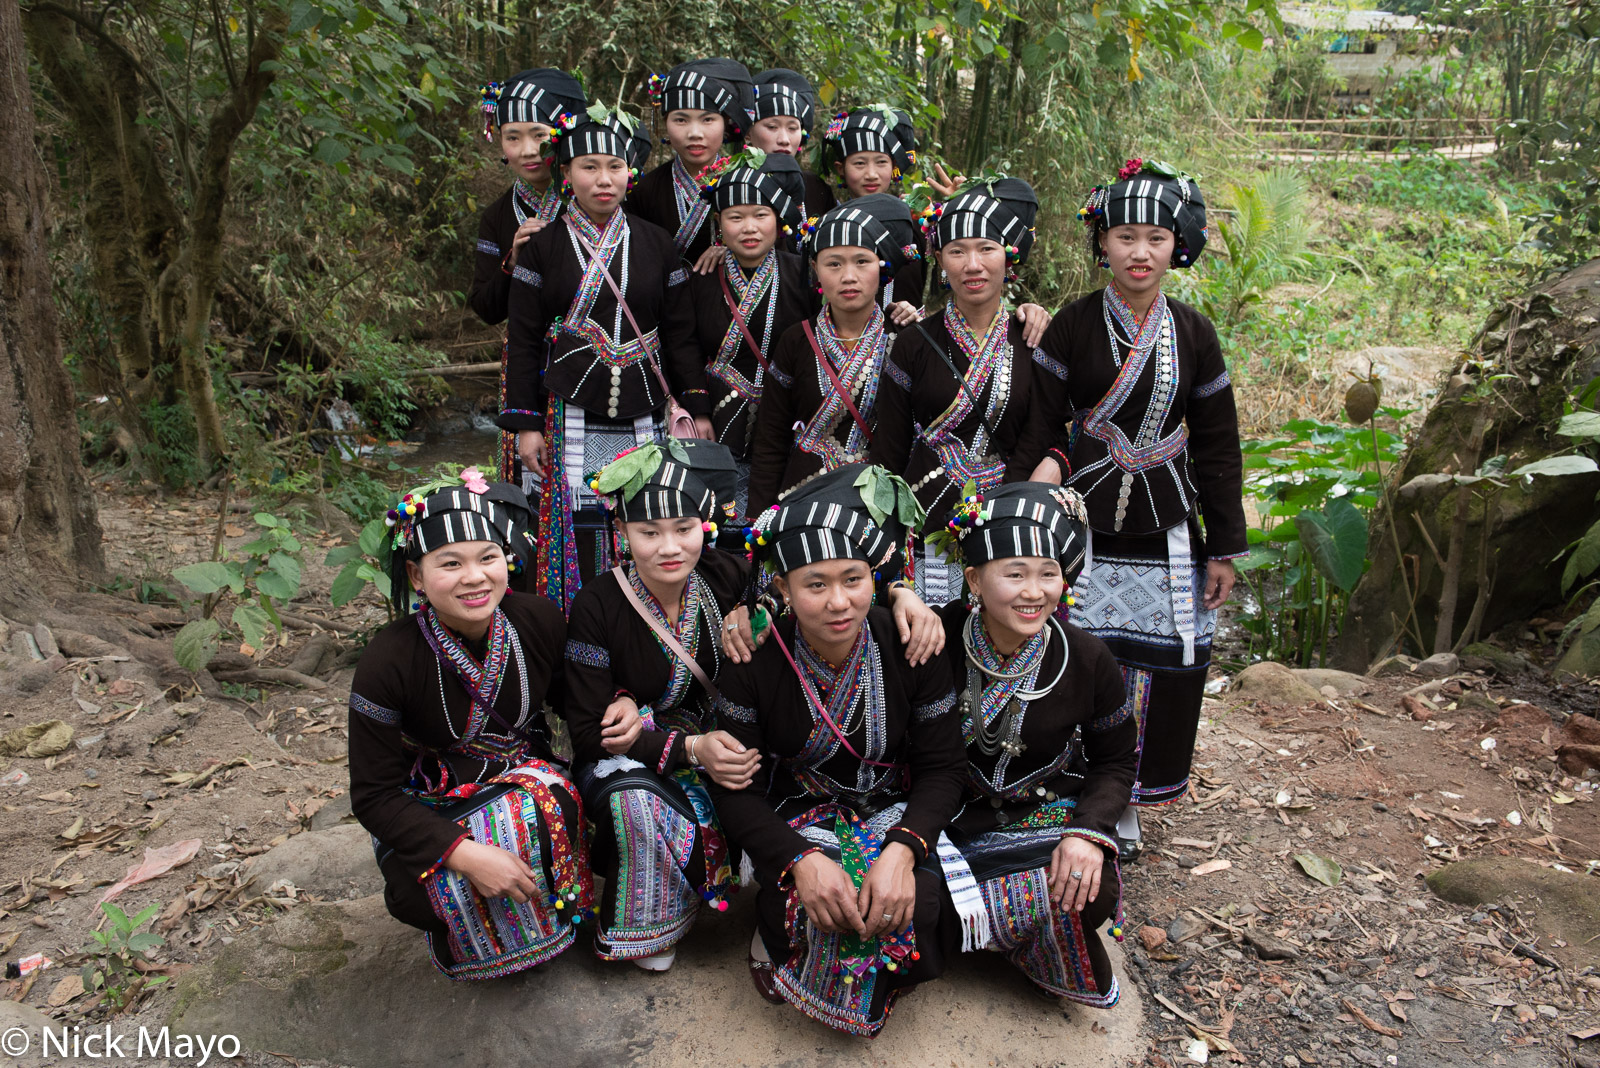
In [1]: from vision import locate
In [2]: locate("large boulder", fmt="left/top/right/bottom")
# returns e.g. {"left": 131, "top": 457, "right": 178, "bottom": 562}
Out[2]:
{"left": 1337, "top": 259, "right": 1600, "bottom": 670}
{"left": 243, "top": 823, "right": 382, "bottom": 900}
{"left": 1426, "top": 858, "right": 1600, "bottom": 968}
{"left": 1229, "top": 662, "right": 1325, "bottom": 705}
{"left": 168, "top": 893, "right": 1144, "bottom": 1067}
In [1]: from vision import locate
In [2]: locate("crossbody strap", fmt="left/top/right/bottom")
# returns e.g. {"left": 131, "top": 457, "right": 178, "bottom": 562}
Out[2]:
{"left": 914, "top": 320, "right": 1002, "bottom": 443}
{"left": 611, "top": 566, "right": 719, "bottom": 699}
{"left": 768, "top": 625, "right": 902, "bottom": 771}
{"left": 572, "top": 226, "right": 676, "bottom": 402}
{"left": 802, "top": 320, "right": 873, "bottom": 444}
{"left": 720, "top": 269, "right": 773, "bottom": 375}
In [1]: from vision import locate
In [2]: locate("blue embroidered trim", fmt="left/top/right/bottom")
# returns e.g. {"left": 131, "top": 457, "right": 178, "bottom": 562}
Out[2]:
{"left": 714, "top": 695, "right": 758, "bottom": 725}
{"left": 476, "top": 238, "right": 501, "bottom": 257}
{"left": 1032, "top": 347, "right": 1069, "bottom": 381}
{"left": 500, "top": 408, "right": 540, "bottom": 416}
{"left": 884, "top": 358, "right": 912, "bottom": 390}
{"left": 767, "top": 363, "right": 794, "bottom": 388}
{"left": 913, "top": 689, "right": 956, "bottom": 722}
{"left": 1089, "top": 701, "right": 1133, "bottom": 733}
{"left": 1192, "top": 370, "right": 1231, "bottom": 399}
{"left": 513, "top": 265, "right": 542, "bottom": 288}
{"left": 350, "top": 693, "right": 401, "bottom": 726}
{"left": 564, "top": 640, "right": 610, "bottom": 668}
{"left": 667, "top": 268, "right": 688, "bottom": 287}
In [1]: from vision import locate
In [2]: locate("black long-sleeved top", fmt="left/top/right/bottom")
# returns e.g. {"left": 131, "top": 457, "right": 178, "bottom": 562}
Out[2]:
{"left": 686, "top": 251, "right": 819, "bottom": 460}
{"left": 497, "top": 210, "right": 703, "bottom": 434}
{"left": 709, "top": 608, "right": 965, "bottom": 875}
{"left": 1010, "top": 289, "right": 1248, "bottom": 557}
{"left": 626, "top": 158, "right": 717, "bottom": 265}
{"left": 870, "top": 308, "right": 1037, "bottom": 526}
{"left": 469, "top": 184, "right": 564, "bottom": 326}
{"left": 934, "top": 604, "right": 1134, "bottom": 843}
{"left": 348, "top": 593, "right": 565, "bottom": 887}
{"left": 562, "top": 549, "right": 749, "bottom": 771}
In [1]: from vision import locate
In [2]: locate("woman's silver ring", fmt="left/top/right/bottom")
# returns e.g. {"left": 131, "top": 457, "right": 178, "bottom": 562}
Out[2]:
{"left": 1070, "top": 871, "right": 1083, "bottom": 880}
{"left": 882, "top": 912, "right": 893, "bottom": 921}
{"left": 726, "top": 621, "right": 739, "bottom": 631}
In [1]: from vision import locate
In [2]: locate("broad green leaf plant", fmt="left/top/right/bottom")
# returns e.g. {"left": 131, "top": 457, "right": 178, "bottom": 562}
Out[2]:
{"left": 171, "top": 514, "right": 307, "bottom": 672}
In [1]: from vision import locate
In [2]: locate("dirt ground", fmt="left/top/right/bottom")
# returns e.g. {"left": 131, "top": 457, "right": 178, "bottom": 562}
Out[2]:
{"left": 2, "top": 484, "right": 1598, "bottom": 1067}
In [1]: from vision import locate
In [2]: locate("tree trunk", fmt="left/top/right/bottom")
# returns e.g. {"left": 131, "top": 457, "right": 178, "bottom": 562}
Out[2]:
{"left": 0, "top": 0, "right": 105, "bottom": 607}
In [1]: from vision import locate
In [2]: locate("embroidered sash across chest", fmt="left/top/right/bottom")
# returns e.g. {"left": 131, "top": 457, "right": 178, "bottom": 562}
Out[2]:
{"left": 710, "top": 250, "right": 779, "bottom": 404}
{"left": 556, "top": 212, "right": 661, "bottom": 370}
{"left": 626, "top": 564, "right": 723, "bottom": 730}
{"left": 671, "top": 156, "right": 717, "bottom": 256}
{"left": 1081, "top": 288, "right": 1187, "bottom": 472}
{"left": 920, "top": 304, "right": 1011, "bottom": 492}
{"left": 789, "top": 628, "right": 893, "bottom": 799}
{"left": 513, "top": 179, "right": 564, "bottom": 226}
{"left": 796, "top": 307, "right": 887, "bottom": 468}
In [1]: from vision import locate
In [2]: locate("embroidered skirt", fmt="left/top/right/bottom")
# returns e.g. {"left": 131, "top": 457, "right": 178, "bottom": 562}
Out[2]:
{"left": 1068, "top": 523, "right": 1216, "bottom": 805}
{"left": 754, "top": 800, "right": 949, "bottom": 1037}
{"left": 418, "top": 760, "right": 596, "bottom": 981}
{"left": 575, "top": 756, "right": 733, "bottom": 960}
{"left": 940, "top": 817, "right": 1123, "bottom": 1006}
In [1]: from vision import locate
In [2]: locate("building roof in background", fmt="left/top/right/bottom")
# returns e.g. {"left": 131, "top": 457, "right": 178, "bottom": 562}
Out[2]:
{"left": 1279, "top": 4, "right": 1455, "bottom": 34}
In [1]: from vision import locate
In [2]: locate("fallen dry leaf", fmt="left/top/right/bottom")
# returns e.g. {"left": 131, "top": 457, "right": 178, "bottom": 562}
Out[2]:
{"left": 1387, "top": 1002, "right": 1407, "bottom": 1023}
{"left": 1342, "top": 997, "right": 1403, "bottom": 1037}
{"left": 223, "top": 524, "right": 245, "bottom": 537}
{"left": 46, "top": 974, "right": 84, "bottom": 1007}
{"left": 1192, "top": 859, "right": 1233, "bottom": 877}
{"left": 100, "top": 839, "right": 202, "bottom": 903}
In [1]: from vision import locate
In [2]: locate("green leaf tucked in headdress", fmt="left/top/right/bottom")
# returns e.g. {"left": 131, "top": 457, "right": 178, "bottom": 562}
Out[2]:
{"left": 854, "top": 467, "right": 926, "bottom": 530}
{"left": 587, "top": 102, "right": 639, "bottom": 134}
{"left": 1143, "top": 159, "right": 1200, "bottom": 182}
{"left": 588, "top": 443, "right": 666, "bottom": 503}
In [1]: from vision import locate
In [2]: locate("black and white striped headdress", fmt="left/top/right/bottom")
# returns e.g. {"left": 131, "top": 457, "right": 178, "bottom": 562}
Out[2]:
{"left": 823, "top": 106, "right": 917, "bottom": 176}
{"left": 748, "top": 464, "right": 911, "bottom": 576}
{"left": 803, "top": 195, "right": 917, "bottom": 276}
{"left": 930, "top": 177, "right": 1040, "bottom": 265}
{"left": 651, "top": 59, "right": 752, "bottom": 140}
{"left": 551, "top": 113, "right": 641, "bottom": 165}
{"left": 1089, "top": 169, "right": 1209, "bottom": 267}
{"left": 385, "top": 477, "right": 535, "bottom": 609}
{"left": 701, "top": 153, "right": 806, "bottom": 238}
{"left": 497, "top": 68, "right": 587, "bottom": 127}
{"left": 591, "top": 440, "right": 739, "bottom": 528}
{"left": 944, "top": 483, "right": 1089, "bottom": 584}
{"left": 753, "top": 69, "right": 816, "bottom": 133}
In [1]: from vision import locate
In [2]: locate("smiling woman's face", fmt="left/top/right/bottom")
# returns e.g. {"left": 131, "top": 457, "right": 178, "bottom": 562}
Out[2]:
{"left": 1102, "top": 223, "right": 1173, "bottom": 301}
{"left": 406, "top": 541, "right": 508, "bottom": 636}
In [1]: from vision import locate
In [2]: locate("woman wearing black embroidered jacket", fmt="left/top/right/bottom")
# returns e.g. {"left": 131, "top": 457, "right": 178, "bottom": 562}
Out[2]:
{"left": 684, "top": 151, "right": 818, "bottom": 515}
{"left": 709, "top": 464, "right": 965, "bottom": 1038}
{"left": 928, "top": 481, "right": 1134, "bottom": 1007}
{"left": 347, "top": 471, "right": 592, "bottom": 981}
{"left": 498, "top": 109, "right": 699, "bottom": 612}
{"left": 468, "top": 68, "right": 588, "bottom": 491}
{"left": 871, "top": 178, "right": 1044, "bottom": 604}
{"left": 1012, "top": 159, "right": 1247, "bottom": 856}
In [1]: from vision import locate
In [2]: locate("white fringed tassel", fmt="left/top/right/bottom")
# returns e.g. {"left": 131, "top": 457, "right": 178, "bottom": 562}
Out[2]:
{"left": 1167, "top": 524, "right": 1197, "bottom": 666}
{"left": 935, "top": 832, "right": 991, "bottom": 953}
{"left": 738, "top": 850, "right": 756, "bottom": 888}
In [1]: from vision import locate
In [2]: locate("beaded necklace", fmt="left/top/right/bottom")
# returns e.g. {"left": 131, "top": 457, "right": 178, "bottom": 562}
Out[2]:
{"left": 791, "top": 625, "right": 891, "bottom": 799}
{"left": 671, "top": 155, "right": 719, "bottom": 256}
{"left": 1102, "top": 285, "right": 1167, "bottom": 371}
{"left": 512, "top": 178, "right": 563, "bottom": 226}
{"left": 960, "top": 613, "right": 1075, "bottom": 798}
{"left": 625, "top": 562, "right": 723, "bottom": 726}
{"left": 920, "top": 301, "right": 1012, "bottom": 493}
{"left": 709, "top": 249, "right": 779, "bottom": 404}
{"left": 1087, "top": 287, "right": 1183, "bottom": 469}
{"left": 795, "top": 304, "right": 886, "bottom": 466}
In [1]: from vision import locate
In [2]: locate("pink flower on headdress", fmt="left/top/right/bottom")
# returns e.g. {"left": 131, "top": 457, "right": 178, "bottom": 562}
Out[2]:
{"left": 1117, "top": 158, "right": 1144, "bottom": 181}
{"left": 460, "top": 467, "right": 489, "bottom": 494}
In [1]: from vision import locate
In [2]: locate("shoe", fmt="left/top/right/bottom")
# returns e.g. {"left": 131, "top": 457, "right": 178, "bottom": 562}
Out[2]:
{"left": 748, "top": 954, "right": 785, "bottom": 1004}
{"left": 1114, "top": 805, "right": 1143, "bottom": 862}
{"left": 632, "top": 950, "right": 676, "bottom": 972}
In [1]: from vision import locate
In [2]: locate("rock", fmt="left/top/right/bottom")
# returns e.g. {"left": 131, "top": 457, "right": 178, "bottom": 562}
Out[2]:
{"left": 1168, "top": 914, "right": 1206, "bottom": 943}
{"left": 1425, "top": 859, "right": 1600, "bottom": 968}
{"left": 1414, "top": 652, "right": 1460, "bottom": 677}
{"left": 31, "top": 624, "right": 59, "bottom": 659}
{"left": 1229, "top": 663, "right": 1325, "bottom": 706}
{"left": 1559, "top": 714, "right": 1600, "bottom": 775}
{"left": 1245, "top": 930, "right": 1302, "bottom": 961}
{"left": 1296, "top": 669, "right": 1371, "bottom": 696}
{"left": 1461, "top": 642, "right": 1529, "bottom": 677}
{"left": 1370, "top": 655, "right": 1419, "bottom": 677}
{"left": 309, "top": 791, "right": 356, "bottom": 831}
{"left": 1459, "top": 691, "right": 1500, "bottom": 715}
{"left": 1139, "top": 925, "right": 1168, "bottom": 952}
{"left": 7, "top": 661, "right": 53, "bottom": 694}
{"left": 244, "top": 823, "right": 383, "bottom": 900}
{"left": 0, "top": 999, "right": 53, "bottom": 1067}
{"left": 169, "top": 894, "right": 1146, "bottom": 1068}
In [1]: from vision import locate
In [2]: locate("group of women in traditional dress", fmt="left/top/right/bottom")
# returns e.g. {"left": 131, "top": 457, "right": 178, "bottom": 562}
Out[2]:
{"left": 354, "top": 56, "right": 1245, "bottom": 1038}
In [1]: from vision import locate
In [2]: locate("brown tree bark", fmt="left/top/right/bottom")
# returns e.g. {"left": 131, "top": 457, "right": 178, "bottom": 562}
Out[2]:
{"left": 0, "top": 0, "right": 105, "bottom": 606}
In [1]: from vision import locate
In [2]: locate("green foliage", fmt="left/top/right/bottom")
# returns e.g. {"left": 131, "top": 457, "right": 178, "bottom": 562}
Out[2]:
{"left": 326, "top": 519, "right": 393, "bottom": 608}
{"left": 1181, "top": 167, "right": 1315, "bottom": 328}
{"left": 170, "top": 513, "right": 307, "bottom": 671}
{"left": 81, "top": 902, "right": 168, "bottom": 1012}
{"left": 1233, "top": 412, "right": 1407, "bottom": 666}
